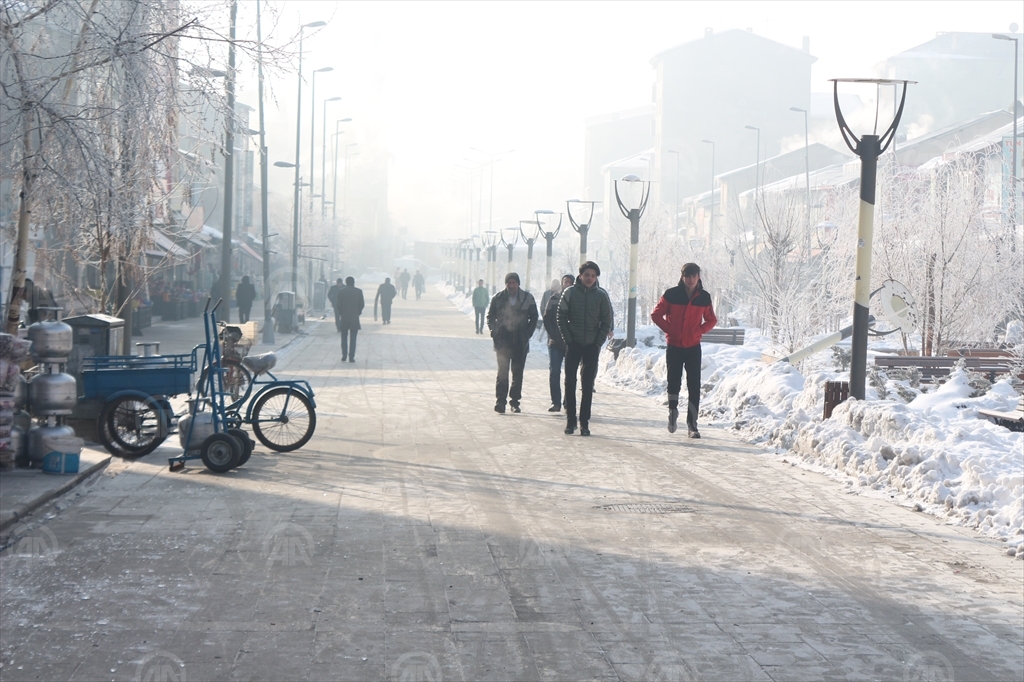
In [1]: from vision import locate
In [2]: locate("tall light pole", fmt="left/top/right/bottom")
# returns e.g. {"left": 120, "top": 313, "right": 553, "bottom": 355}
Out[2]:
{"left": 700, "top": 140, "right": 715, "bottom": 241}
{"left": 790, "top": 107, "right": 811, "bottom": 237}
{"left": 519, "top": 220, "right": 541, "bottom": 292}
{"left": 744, "top": 125, "right": 760, "bottom": 193}
{"left": 331, "top": 118, "right": 353, "bottom": 221}
{"left": 320, "top": 97, "right": 342, "bottom": 216}
{"left": 255, "top": 0, "right": 274, "bottom": 343}
{"left": 500, "top": 227, "right": 519, "bottom": 275}
{"left": 470, "top": 147, "right": 515, "bottom": 233}
{"left": 462, "top": 158, "right": 487, "bottom": 233}
{"left": 217, "top": 0, "right": 238, "bottom": 322}
{"left": 831, "top": 78, "right": 912, "bottom": 400}
{"left": 343, "top": 143, "right": 359, "bottom": 217}
{"left": 614, "top": 174, "right": 651, "bottom": 348}
{"left": 566, "top": 199, "right": 600, "bottom": 265}
{"left": 290, "top": 20, "right": 326, "bottom": 298}
{"left": 993, "top": 32, "right": 1020, "bottom": 233}
{"left": 534, "top": 209, "right": 562, "bottom": 286}
{"left": 666, "top": 148, "right": 680, "bottom": 235}
{"left": 309, "top": 66, "right": 333, "bottom": 211}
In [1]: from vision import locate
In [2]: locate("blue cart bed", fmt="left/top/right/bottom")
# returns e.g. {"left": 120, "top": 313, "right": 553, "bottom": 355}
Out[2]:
{"left": 81, "top": 352, "right": 198, "bottom": 399}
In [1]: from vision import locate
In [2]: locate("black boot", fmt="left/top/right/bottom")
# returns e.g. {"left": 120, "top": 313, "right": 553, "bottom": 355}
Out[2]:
{"left": 565, "top": 417, "right": 576, "bottom": 435}
{"left": 579, "top": 420, "right": 590, "bottom": 436}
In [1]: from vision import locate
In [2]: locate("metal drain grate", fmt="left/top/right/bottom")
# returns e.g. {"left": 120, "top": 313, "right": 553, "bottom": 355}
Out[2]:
{"left": 596, "top": 503, "right": 696, "bottom": 514}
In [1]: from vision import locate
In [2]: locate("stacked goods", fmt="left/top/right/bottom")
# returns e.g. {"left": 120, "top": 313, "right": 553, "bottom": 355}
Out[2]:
{"left": 0, "top": 333, "right": 32, "bottom": 470}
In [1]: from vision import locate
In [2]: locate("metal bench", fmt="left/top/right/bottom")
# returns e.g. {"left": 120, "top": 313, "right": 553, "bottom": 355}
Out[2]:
{"left": 978, "top": 397, "right": 1024, "bottom": 432}
{"left": 873, "top": 355, "right": 1021, "bottom": 383}
{"left": 702, "top": 327, "right": 745, "bottom": 345}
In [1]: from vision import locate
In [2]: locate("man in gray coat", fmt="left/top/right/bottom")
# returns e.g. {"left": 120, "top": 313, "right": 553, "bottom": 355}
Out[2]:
{"left": 336, "top": 276, "right": 364, "bottom": 363}
{"left": 486, "top": 272, "right": 538, "bottom": 414}
{"left": 557, "top": 261, "right": 613, "bottom": 436}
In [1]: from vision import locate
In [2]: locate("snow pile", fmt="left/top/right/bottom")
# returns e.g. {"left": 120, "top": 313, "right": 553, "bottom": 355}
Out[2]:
{"left": 442, "top": 282, "right": 1024, "bottom": 555}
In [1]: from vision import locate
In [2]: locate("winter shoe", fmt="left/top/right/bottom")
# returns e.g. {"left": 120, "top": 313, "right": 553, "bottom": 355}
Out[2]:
{"left": 495, "top": 403, "right": 506, "bottom": 414}
{"left": 668, "top": 408, "right": 678, "bottom": 434}
{"left": 548, "top": 404, "right": 561, "bottom": 412}
{"left": 565, "top": 418, "right": 576, "bottom": 435}
{"left": 349, "top": 357, "right": 356, "bottom": 363}
{"left": 688, "top": 426, "right": 701, "bottom": 439}
{"left": 510, "top": 404, "right": 521, "bottom": 413}
{"left": 580, "top": 421, "right": 590, "bottom": 436}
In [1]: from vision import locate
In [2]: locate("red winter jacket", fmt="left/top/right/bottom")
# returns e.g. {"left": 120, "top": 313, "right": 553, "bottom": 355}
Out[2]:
{"left": 650, "top": 281, "right": 717, "bottom": 348}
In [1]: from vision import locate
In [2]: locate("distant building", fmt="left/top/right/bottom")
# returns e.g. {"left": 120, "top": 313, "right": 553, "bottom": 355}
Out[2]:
{"left": 877, "top": 31, "right": 1023, "bottom": 134}
{"left": 651, "top": 28, "right": 816, "bottom": 218}
{"left": 583, "top": 105, "right": 655, "bottom": 201}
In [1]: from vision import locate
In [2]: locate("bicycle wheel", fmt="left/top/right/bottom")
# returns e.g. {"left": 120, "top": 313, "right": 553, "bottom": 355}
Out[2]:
{"left": 100, "top": 394, "right": 168, "bottom": 457}
{"left": 198, "top": 358, "right": 253, "bottom": 409}
{"left": 250, "top": 388, "right": 316, "bottom": 452}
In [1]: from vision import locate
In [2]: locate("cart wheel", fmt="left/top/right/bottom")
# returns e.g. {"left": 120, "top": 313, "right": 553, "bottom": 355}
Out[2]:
{"left": 99, "top": 394, "right": 168, "bottom": 458}
{"left": 198, "top": 358, "right": 253, "bottom": 409}
{"left": 227, "top": 427, "right": 253, "bottom": 466}
{"left": 200, "top": 433, "right": 241, "bottom": 473}
{"left": 251, "top": 388, "right": 317, "bottom": 452}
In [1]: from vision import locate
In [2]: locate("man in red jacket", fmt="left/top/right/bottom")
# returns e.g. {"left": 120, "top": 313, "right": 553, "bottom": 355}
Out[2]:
{"left": 651, "top": 262, "right": 717, "bottom": 438}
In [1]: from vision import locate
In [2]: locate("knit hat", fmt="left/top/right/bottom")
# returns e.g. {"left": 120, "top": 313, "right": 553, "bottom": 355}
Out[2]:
{"left": 505, "top": 272, "right": 520, "bottom": 284}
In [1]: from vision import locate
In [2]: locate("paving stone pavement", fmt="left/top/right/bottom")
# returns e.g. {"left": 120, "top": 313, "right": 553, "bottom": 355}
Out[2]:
{"left": 1, "top": 288, "right": 1021, "bottom": 682}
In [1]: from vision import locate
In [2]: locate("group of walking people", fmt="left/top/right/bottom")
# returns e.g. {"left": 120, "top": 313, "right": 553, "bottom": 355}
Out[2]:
{"left": 482, "top": 261, "right": 716, "bottom": 438}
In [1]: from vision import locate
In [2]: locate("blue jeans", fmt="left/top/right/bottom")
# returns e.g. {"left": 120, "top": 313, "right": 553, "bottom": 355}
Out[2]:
{"left": 548, "top": 345, "right": 566, "bottom": 406}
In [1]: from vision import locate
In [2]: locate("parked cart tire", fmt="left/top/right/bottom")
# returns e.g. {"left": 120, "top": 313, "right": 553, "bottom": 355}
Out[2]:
{"left": 250, "top": 388, "right": 316, "bottom": 452}
{"left": 98, "top": 393, "right": 169, "bottom": 458}
{"left": 197, "top": 358, "right": 253, "bottom": 409}
{"left": 200, "top": 432, "right": 241, "bottom": 473}
{"left": 227, "top": 427, "right": 253, "bottom": 466}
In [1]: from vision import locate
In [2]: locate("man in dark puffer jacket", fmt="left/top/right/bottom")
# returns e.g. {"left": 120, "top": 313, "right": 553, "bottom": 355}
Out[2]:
{"left": 651, "top": 262, "right": 717, "bottom": 438}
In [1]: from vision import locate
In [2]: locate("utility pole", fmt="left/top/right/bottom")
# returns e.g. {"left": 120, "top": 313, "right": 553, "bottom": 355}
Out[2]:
{"left": 218, "top": 0, "right": 237, "bottom": 322}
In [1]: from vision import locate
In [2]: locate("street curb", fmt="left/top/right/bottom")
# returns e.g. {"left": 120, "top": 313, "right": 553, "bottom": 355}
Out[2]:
{"left": 0, "top": 451, "right": 111, "bottom": 533}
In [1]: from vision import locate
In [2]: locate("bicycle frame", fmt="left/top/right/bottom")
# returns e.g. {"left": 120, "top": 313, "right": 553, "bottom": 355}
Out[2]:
{"left": 241, "top": 375, "right": 317, "bottom": 425}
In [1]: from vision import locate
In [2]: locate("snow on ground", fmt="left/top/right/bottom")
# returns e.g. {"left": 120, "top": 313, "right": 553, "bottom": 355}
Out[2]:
{"left": 439, "top": 283, "right": 1024, "bottom": 556}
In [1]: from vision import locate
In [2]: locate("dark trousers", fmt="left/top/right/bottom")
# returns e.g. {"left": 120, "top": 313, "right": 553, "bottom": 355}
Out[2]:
{"left": 548, "top": 345, "right": 566, "bottom": 407}
{"left": 340, "top": 326, "right": 358, "bottom": 360}
{"left": 333, "top": 308, "right": 341, "bottom": 331}
{"left": 237, "top": 306, "right": 251, "bottom": 324}
{"left": 474, "top": 307, "right": 486, "bottom": 333}
{"left": 666, "top": 344, "right": 702, "bottom": 427}
{"left": 381, "top": 303, "right": 392, "bottom": 323}
{"left": 495, "top": 347, "right": 527, "bottom": 407}
{"left": 564, "top": 343, "right": 600, "bottom": 423}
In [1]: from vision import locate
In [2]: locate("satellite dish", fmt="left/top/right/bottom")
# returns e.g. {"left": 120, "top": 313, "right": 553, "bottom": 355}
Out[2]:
{"left": 878, "top": 279, "right": 918, "bottom": 333}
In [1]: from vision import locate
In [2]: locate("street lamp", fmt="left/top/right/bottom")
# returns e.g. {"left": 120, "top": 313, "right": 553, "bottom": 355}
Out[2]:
{"left": 500, "top": 227, "right": 519, "bottom": 275}
{"left": 534, "top": 209, "right": 562, "bottom": 287}
{"left": 614, "top": 174, "right": 651, "bottom": 348}
{"left": 290, "top": 20, "right": 326, "bottom": 299}
{"left": 482, "top": 230, "right": 499, "bottom": 294}
{"left": 309, "top": 66, "right": 333, "bottom": 211}
{"left": 566, "top": 199, "right": 600, "bottom": 264}
{"left": 470, "top": 147, "right": 515, "bottom": 233}
{"left": 993, "top": 32, "right": 1020, "bottom": 232}
{"left": 700, "top": 140, "right": 715, "bottom": 241}
{"left": 790, "top": 107, "right": 812, "bottom": 239}
{"left": 320, "top": 97, "right": 342, "bottom": 216}
{"left": 744, "top": 125, "right": 760, "bottom": 192}
{"left": 331, "top": 119, "right": 353, "bottom": 221}
{"left": 830, "top": 77, "right": 913, "bottom": 400}
{"left": 666, "top": 149, "right": 681, "bottom": 235}
{"left": 519, "top": 220, "right": 542, "bottom": 292}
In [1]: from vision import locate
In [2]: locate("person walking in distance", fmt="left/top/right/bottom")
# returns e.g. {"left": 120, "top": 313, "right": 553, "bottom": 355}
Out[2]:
{"left": 487, "top": 272, "right": 538, "bottom": 414}
{"left": 557, "top": 262, "right": 613, "bottom": 436}
{"left": 374, "top": 277, "right": 397, "bottom": 324}
{"left": 399, "top": 269, "right": 411, "bottom": 300}
{"left": 336, "top": 276, "right": 364, "bottom": 363}
{"left": 471, "top": 279, "right": 489, "bottom": 334}
{"left": 651, "top": 262, "right": 717, "bottom": 438}
{"left": 543, "top": 275, "right": 575, "bottom": 412}
{"left": 412, "top": 270, "right": 425, "bottom": 300}
{"left": 327, "top": 278, "right": 345, "bottom": 331}
{"left": 235, "top": 275, "right": 256, "bottom": 324}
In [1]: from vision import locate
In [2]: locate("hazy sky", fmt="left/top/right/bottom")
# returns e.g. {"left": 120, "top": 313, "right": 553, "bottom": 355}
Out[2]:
{"left": 228, "top": 1, "right": 1021, "bottom": 242}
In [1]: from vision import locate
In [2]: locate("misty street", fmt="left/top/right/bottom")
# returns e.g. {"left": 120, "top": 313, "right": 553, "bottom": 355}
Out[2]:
{"left": 2, "top": 295, "right": 1021, "bottom": 681}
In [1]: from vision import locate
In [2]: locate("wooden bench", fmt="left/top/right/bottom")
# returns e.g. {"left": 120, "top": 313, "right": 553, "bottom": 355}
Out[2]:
{"left": 978, "top": 397, "right": 1024, "bottom": 432}
{"left": 874, "top": 355, "right": 1022, "bottom": 383}
{"left": 702, "top": 327, "right": 745, "bottom": 345}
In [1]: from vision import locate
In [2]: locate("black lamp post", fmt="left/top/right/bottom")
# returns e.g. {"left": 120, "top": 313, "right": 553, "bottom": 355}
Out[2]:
{"left": 566, "top": 199, "right": 600, "bottom": 264}
{"left": 534, "top": 209, "right": 562, "bottom": 287}
{"left": 519, "top": 220, "right": 542, "bottom": 292}
{"left": 830, "top": 77, "right": 912, "bottom": 400}
{"left": 482, "top": 230, "right": 499, "bottom": 294}
{"left": 500, "top": 227, "right": 519, "bottom": 275}
{"left": 614, "top": 174, "right": 651, "bottom": 347}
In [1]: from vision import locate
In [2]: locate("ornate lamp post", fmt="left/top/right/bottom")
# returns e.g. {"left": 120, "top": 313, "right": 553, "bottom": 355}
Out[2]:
{"left": 566, "top": 199, "right": 600, "bottom": 264}
{"left": 614, "top": 174, "right": 651, "bottom": 347}
{"left": 482, "top": 230, "right": 499, "bottom": 294}
{"left": 534, "top": 209, "right": 562, "bottom": 287}
{"left": 831, "top": 78, "right": 912, "bottom": 400}
{"left": 500, "top": 227, "right": 519, "bottom": 275}
{"left": 518, "top": 220, "right": 542, "bottom": 292}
